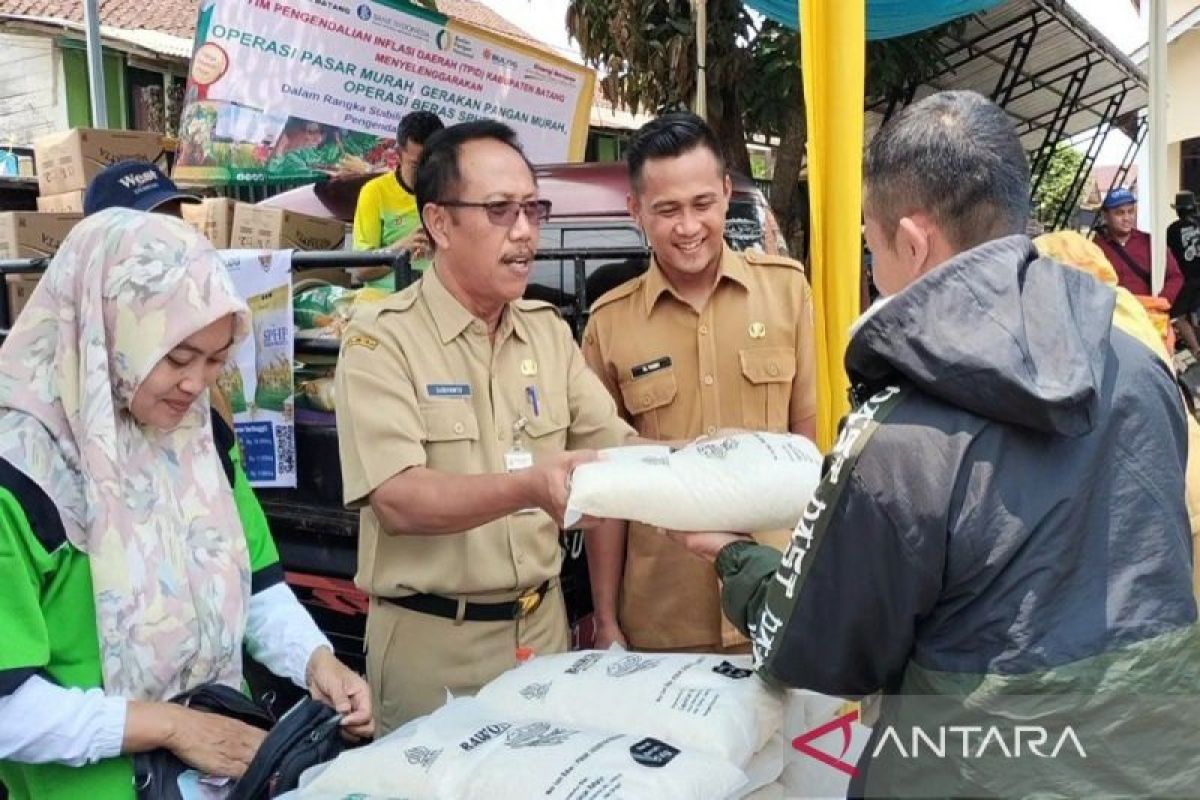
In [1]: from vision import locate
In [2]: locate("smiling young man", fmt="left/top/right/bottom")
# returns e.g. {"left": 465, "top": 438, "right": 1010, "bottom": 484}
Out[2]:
{"left": 579, "top": 113, "right": 816, "bottom": 655}
{"left": 335, "top": 120, "right": 635, "bottom": 732}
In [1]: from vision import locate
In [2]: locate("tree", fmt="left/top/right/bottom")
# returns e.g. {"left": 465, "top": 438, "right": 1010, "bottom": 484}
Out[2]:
{"left": 567, "top": 0, "right": 755, "bottom": 173}
{"left": 564, "top": 1, "right": 964, "bottom": 255}
{"left": 1032, "top": 143, "right": 1086, "bottom": 229}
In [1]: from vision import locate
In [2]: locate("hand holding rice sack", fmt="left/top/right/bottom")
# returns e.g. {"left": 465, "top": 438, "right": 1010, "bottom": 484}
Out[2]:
{"left": 0, "top": 209, "right": 372, "bottom": 800}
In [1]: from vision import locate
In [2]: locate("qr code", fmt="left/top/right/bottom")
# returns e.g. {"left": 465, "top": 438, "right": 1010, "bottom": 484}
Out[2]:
{"left": 274, "top": 424, "right": 295, "bottom": 477}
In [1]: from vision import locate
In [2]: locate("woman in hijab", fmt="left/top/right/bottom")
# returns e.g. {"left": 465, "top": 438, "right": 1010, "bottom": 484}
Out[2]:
{"left": 0, "top": 210, "right": 372, "bottom": 798}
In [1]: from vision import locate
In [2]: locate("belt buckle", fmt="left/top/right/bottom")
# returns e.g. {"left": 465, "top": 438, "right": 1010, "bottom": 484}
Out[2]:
{"left": 516, "top": 586, "right": 543, "bottom": 618}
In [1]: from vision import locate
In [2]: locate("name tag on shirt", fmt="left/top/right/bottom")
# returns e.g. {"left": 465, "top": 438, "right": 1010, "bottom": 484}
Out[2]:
{"left": 427, "top": 383, "right": 472, "bottom": 398}
{"left": 631, "top": 356, "right": 672, "bottom": 379}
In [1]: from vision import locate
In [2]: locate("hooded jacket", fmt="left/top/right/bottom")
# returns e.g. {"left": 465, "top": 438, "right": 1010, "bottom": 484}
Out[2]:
{"left": 718, "top": 235, "right": 1200, "bottom": 796}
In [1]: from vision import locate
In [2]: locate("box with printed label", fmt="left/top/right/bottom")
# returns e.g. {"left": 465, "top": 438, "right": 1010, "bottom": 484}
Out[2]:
{"left": 0, "top": 212, "right": 82, "bottom": 259}
{"left": 230, "top": 204, "right": 349, "bottom": 285}
{"left": 230, "top": 204, "right": 347, "bottom": 251}
{"left": 32, "top": 128, "right": 164, "bottom": 196}
{"left": 181, "top": 198, "right": 237, "bottom": 249}
{"left": 36, "top": 190, "right": 87, "bottom": 214}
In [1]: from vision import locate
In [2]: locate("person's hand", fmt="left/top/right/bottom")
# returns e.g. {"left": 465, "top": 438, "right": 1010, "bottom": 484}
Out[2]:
{"left": 593, "top": 617, "right": 627, "bottom": 649}
{"left": 159, "top": 704, "right": 267, "bottom": 779}
{"left": 386, "top": 228, "right": 430, "bottom": 258}
{"left": 306, "top": 646, "right": 375, "bottom": 740}
{"left": 527, "top": 449, "right": 598, "bottom": 527}
{"left": 668, "top": 531, "right": 753, "bottom": 563}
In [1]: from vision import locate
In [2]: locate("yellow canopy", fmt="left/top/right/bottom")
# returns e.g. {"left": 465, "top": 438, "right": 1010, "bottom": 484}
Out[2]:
{"left": 800, "top": 0, "right": 865, "bottom": 449}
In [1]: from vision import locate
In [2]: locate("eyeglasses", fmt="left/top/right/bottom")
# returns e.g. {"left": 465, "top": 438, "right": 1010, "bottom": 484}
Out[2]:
{"left": 437, "top": 199, "right": 552, "bottom": 227}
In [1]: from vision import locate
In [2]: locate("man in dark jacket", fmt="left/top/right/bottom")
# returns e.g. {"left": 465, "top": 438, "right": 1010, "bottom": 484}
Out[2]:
{"left": 678, "top": 90, "right": 1200, "bottom": 796}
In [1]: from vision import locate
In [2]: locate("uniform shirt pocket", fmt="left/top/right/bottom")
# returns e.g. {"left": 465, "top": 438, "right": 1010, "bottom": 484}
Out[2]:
{"left": 523, "top": 401, "right": 569, "bottom": 453}
{"left": 739, "top": 347, "right": 796, "bottom": 432}
{"left": 618, "top": 369, "right": 678, "bottom": 439}
{"left": 421, "top": 402, "right": 479, "bottom": 444}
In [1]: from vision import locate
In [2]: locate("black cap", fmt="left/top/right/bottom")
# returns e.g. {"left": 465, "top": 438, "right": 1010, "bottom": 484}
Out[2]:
{"left": 83, "top": 161, "right": 200, "bottom": 216}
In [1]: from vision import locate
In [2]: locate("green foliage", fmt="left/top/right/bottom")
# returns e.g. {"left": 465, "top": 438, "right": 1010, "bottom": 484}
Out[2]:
{"left": 566, "top": 1, "right": 964, "bottom": 155}
{"left": 567, "top": 0, "right": 721, "bottom": 116}
{"left": 1033, "top": 143, "right": 1086, "bottom": 228}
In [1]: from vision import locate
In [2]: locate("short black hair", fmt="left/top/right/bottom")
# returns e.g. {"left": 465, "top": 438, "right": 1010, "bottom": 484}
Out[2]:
{"left": 626, "top": 112, "right": 725, "bottom": 192}
{"left": 397, "top": 111, "right": 444, "bottom": 149}
{"left": 414, "top": 120, "right": 534, "bottom": 230}
{"left": 864, "top": 90, "right": 1030, "bottom": 252}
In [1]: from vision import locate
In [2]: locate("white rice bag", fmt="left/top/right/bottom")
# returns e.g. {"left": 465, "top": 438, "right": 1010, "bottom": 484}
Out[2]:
{"left": 564, "top": 432, "right": 822, "bottom": 531}
{"left": 475, "top": 649, "right": 784, "bottom": 767}
{"left": 738, "top": 734, "right": 786, "bottom": 798}
{"left": 295, "top": 714, "right": 434, "bottom": 799}
{"left": 297, "top": 698, "right": 747, "bottom": 800}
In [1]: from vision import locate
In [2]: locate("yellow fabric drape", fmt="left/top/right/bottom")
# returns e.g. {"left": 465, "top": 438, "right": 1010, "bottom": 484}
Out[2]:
{"left": 800, "top": 0, "right": 865, "bottom": 449}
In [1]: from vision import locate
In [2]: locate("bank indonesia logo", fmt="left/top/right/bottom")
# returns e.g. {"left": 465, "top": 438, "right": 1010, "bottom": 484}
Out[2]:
{"left": 356, "top": 3, "right": 371, "bottom": 20}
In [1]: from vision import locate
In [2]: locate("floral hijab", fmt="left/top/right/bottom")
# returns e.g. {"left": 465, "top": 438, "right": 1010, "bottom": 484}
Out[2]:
{"left": 0, "top": 209, "right": 252, "bottom": 701}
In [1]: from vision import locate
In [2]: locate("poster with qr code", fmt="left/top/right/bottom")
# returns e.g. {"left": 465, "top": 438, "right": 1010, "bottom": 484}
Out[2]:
{"left": 219, "top": 250, "right": 296, "bottom": 488}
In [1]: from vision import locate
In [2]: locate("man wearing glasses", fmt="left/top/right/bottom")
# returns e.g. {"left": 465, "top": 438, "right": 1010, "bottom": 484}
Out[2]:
{"left": 335, "top": 120, "right": 635, "bottom": 732}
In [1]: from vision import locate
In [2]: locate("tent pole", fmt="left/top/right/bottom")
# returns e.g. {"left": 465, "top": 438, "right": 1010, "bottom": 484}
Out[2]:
{"left": 1149, "top": 0, "right": 1167, "bottom": 293}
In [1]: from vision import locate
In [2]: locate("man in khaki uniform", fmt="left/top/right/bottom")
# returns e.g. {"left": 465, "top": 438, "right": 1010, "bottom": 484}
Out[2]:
{"left": 336, "top": 120, "right": 633, "bottom": 732}
{"left": 581, "top": 113, "right": 817, "bottom": 654}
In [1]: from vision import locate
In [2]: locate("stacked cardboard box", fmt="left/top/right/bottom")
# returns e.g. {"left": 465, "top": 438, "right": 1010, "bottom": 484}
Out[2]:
{"left": 181, "top": 198, "right": 238, "bottom": 249}
{"left": 33, "top": 128, "right": 163, "bottom": 211}
{"left": 5, "top": 274, "right": 41, "bottom": 324}
{"left": 0, "top": 211, "right": 81, "bottom": 323}
{"left": 0, "top": 212, "right": 81, "bottom": 259}
{"left": 35, "top": 190, "right": 86, "bottom": 213}
{"left": 230, "top": 204, "right": 350, "bottom": 285}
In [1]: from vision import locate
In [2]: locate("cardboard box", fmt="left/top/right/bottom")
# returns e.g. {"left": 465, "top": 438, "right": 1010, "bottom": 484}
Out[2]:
{"left": 36, "top": 190, "right": 86, "bottom": 214}
{"left": 33, "top": 128, "right": 164, "bottom": 196}
{"left": 231, "top": 204, "right": 350, "bottom": 285}
{"left": 181, "top": 198, "right": 237, "bottom": 249}
{"left": 0, "top": 212, "right": 82, "bottom": 259}
{"left": 5, "top": 274, "right": 41, "bottom": 324}
{"left": 230, "top": 204, "right": 347, "bottom": 250}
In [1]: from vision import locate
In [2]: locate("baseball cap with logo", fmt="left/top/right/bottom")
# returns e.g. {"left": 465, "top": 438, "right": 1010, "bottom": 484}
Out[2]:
{"left": 82, "top": 161, "right": 200, "bottom": 216}
{"left": 1101, "top": 187, "right": 1137, "bottom": 211}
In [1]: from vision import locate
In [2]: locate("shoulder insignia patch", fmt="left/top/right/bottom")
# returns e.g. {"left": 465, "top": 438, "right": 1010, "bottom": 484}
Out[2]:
{"left": 344, "top": 334, "right": 379, "bottom": 350}
{"left": 590, "top": 276, "right": 643, "bottom": 312}
{"left": 743, "top": 250, "right": 805, "bottom": 272}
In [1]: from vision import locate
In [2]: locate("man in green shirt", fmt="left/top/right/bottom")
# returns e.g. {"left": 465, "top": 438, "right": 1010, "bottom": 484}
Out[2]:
{"left": 352, "top": 111, "right": 444, "bottom": 290}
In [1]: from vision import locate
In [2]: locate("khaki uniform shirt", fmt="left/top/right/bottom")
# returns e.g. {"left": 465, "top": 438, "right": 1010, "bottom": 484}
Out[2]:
{"left": 337, "top": 266, "right": 633, "bottom": 599}
{"left": 581, "top": 245, "right": 816, "bottom": 649}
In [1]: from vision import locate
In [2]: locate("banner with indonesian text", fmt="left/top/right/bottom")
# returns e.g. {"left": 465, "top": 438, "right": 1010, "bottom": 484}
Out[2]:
{"left": 174, "top": 0, "right": 594, "bottom": 185}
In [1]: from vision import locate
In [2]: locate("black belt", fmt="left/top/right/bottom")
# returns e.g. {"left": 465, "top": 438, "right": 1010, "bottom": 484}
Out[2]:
{"left": 383, "top": 580, "right": 550, "bottom": 622}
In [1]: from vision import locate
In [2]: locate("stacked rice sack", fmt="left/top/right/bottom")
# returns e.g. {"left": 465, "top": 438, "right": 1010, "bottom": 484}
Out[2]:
{"left": 293, "top": 650, "right": 789, "bottom": 800}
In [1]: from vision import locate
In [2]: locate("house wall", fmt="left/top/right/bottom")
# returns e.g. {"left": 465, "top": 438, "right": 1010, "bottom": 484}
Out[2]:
{"left": 1168, "top": 28, "right": 1200, "bottom": 146}
{"left": 1169, "top": 0, "right": 1198, "bottom": 25}
{"left": 0, "top": 33, "right": 68, "bottom": 144}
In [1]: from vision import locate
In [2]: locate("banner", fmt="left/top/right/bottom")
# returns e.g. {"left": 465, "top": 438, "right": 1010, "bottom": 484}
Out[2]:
{"left": 219, "top": 250, "right": 297, "bottom": 488}
{"left": 175, "top": 0, "right": 595, "bottom": 184}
